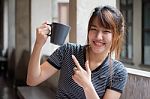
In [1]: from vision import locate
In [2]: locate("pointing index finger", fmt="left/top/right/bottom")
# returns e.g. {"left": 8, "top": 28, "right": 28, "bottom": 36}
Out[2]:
{"left": 72, "top": 55, "right": 82, "bottom": 70}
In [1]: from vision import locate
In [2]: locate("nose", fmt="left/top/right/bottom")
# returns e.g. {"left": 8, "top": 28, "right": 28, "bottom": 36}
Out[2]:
{"left": 95, "top": 31, "right": 103, "bottom": 40}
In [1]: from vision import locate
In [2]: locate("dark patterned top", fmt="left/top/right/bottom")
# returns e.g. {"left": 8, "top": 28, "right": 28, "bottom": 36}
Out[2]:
{"left": 47, "top": 43, "right": 128, "bottom": 99}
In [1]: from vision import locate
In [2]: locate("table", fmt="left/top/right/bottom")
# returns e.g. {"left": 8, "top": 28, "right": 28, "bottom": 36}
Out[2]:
{"left": 17, "top": 86, "right": 56, "bottom": 99}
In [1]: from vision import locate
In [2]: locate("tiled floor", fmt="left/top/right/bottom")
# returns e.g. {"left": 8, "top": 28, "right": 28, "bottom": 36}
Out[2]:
{"left": 0, "top": 74, "right": 18, "bottom": 99}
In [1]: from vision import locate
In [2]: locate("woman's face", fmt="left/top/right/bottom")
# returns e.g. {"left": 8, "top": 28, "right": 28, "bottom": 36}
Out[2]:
{"left": 88, "top": 17, "right": 113, "bottom": 54}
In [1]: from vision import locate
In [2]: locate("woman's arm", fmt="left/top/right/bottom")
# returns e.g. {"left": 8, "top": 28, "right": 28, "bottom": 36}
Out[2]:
{"left": 103, "top": 89, "right": 121, "bottom": 99}
{"left": 72, "top": 55, "right": 100, "bottom": 99}
{"left": 83, "top": 82, "right": 100, "bottom": 99}
{"left": 26, "top": 43, "right": 58, "bottom": 86}
{"left": 72, "top": 55, "right": 122, "bottom": 99}
{"left": 26, "top": 22, "right": 58, "bottom": 86}
{"left": 83, "top": 84, "right": 121, "bottom": 99}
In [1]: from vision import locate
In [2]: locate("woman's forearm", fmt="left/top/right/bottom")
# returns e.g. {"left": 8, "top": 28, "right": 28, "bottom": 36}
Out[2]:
{"left": 83, "top": 83, "right": 100, "bottom": 99}
{"left": 26, "top": 43, "right": 43, "bottom": 86}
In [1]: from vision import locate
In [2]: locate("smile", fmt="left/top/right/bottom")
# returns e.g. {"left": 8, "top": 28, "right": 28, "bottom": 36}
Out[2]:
{"left": 93, "top": 41, "right": 105, "bottom": 47}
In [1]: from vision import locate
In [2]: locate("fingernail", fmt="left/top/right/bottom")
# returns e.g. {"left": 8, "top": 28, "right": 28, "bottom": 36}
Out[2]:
{"left": 72, "top": 55, "right": 74, "bottom": 58}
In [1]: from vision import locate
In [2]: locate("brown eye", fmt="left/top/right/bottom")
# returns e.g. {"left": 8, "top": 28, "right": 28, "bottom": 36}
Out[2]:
{"left": 90, "top": 27, "right": 98, "bottom": 32}
{"left": 103, "top": 30, "right": 112, "bottom": 34}
{"left": 90, "top": 28, "right": 97, "bottom": 31}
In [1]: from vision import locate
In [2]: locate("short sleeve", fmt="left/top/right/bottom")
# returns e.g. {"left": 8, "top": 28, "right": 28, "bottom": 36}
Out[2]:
{"left": 47, "top": 44, "right": 67, "bottom": 70}
{"left": 107, "top": 62, "right": 128, "bottom": 93}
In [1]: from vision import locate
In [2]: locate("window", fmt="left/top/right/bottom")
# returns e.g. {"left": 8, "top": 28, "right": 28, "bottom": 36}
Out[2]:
{"left": 142, "top": 0, "right": 150, "bottom": 65}
{"left": 120, "top": 0, "right": 133, "bottom": 63}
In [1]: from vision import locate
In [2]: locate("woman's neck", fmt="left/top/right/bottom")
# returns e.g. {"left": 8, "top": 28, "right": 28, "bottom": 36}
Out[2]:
{"left": 86, "top": 47, "right": 108, "bottom": 71}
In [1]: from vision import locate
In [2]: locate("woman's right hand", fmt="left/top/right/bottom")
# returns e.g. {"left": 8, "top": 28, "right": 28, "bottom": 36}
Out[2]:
{"left": 35, "top": 21, "right": 51, "bottom": 47}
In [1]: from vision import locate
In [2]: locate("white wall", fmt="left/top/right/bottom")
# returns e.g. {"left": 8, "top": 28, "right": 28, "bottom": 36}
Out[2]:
{"left": 3, "top": 0, "right": 16, "bottom": 55}
{"left": 3, "top": 0, "right": 8, "bottom": 55}
{"left": 31, "top": 0, "right": 59, "bottom": 56}
{"left": 31, "top": 0, "right": 70, "bottom": 56}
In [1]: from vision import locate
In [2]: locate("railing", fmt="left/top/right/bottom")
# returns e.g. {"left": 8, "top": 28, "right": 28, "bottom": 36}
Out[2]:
{"left": 120, "top": 68, "right": 150, "bottom": 99}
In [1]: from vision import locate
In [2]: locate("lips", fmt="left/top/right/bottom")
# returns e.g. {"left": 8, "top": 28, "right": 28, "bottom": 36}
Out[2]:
{"left": 93, "top": 41, "right": 105, "bottom": 47}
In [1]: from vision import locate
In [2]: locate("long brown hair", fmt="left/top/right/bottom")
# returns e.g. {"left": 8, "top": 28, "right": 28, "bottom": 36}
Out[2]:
{"left": 87, "top": 5, "right": 125, "bottom": 60}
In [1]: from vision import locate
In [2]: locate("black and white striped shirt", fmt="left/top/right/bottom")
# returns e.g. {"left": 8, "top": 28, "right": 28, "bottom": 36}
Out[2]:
{"left": 47, "top": 43, "right": 128, "bottom": 99}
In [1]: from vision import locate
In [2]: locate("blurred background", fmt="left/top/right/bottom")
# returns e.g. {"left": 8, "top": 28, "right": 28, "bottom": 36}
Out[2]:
{"left": 0, "top": 0, "right": 150, "bottom": 99}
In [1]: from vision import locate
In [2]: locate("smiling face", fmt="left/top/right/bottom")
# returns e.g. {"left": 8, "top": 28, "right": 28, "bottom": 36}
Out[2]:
{"left": 88, "top": 17, "right": 113, "bottom": 54}
{"left": 87, "top": 6, "right": 125, "bottom": 59}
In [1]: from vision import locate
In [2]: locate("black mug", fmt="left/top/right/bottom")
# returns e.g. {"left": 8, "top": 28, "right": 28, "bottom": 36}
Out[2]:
{"left": 47, "top": 22, "right": 71, "bottom": 45}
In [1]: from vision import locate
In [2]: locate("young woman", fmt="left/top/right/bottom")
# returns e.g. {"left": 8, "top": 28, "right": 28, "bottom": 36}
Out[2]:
{"left": 27, "top": 5, "right": 128, "bottom": 99}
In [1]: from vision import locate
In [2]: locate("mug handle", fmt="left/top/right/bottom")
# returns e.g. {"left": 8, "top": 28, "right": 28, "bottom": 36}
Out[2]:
{"left": 47, "top": 24, "right": 52, "bottom": 36}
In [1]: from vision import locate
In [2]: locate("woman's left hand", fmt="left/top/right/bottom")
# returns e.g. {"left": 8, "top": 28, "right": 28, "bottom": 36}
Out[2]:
{"left": 72, "top": 55, "right": 92, "bottom": 89}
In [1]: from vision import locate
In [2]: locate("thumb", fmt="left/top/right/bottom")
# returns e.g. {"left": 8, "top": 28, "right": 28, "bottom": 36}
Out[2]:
{"left": 85, "top": 60, "right": 91, "bottom": 74}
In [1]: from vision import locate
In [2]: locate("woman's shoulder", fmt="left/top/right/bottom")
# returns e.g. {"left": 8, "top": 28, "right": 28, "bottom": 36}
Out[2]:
{"left": 60, "top": 43, "right": 84, "bottom": 50}
{"left": 112, "top": 59, "right": 128, "bottom": 75}
{"left": 65, "top": 43, "right": 83, "bottom": 47}
{"left": 112, "top": 59, "right": 124, "bottom": 66}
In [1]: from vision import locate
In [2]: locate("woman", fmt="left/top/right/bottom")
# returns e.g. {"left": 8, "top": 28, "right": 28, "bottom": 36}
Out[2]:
{"left": 27, "top": 5, "right": 128, "bottom": 99}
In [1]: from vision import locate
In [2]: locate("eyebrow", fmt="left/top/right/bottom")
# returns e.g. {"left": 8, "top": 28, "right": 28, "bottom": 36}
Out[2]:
{"left": 90, "top": 25, "right": 97, "bottom": 27}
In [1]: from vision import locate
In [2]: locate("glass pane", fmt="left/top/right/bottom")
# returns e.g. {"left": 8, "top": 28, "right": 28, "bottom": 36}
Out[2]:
{"left": 120, "top": 0, "right": 133, "bottom": 61}
{"left": 128, "top": 0, "right": 133, "bottom": 4}
{"left": 144, "top": 3, "right": 150, "bottom": 28}
{"left": 120, "top": 0, "right": 126, "bottom": 5}
{"left": 121, "top": 45, "right": 126, "bottom": 58}
{"left": 127, "top": 26, "right": 133, "bottom": 59}
{"left": 127, "top": 9, "right": 132, "bottom": 23}
{"left": 144, "top": 32, "right": 150, "bottom": 65}
{"left": 143, "top": 2, "right": 150, "bottom": 65}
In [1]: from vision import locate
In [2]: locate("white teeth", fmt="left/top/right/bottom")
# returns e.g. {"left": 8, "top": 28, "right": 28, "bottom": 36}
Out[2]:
{"left": 94, "top": 41, "right": 103, "bottom": 46}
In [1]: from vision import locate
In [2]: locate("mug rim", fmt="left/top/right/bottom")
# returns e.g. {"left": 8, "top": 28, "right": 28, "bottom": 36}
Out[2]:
{"left": 48, "top": 22, "right": 71, "bottom": 28}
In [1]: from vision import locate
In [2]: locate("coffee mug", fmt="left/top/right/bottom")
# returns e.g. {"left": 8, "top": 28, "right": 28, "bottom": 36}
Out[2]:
{"left": 47, "top": 22, "right": 71, "bottom": 45}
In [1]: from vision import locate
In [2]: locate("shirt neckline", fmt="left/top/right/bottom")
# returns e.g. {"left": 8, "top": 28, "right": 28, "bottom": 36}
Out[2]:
{"left": 83, "top": 45, "right": 109, "bottom": 73}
